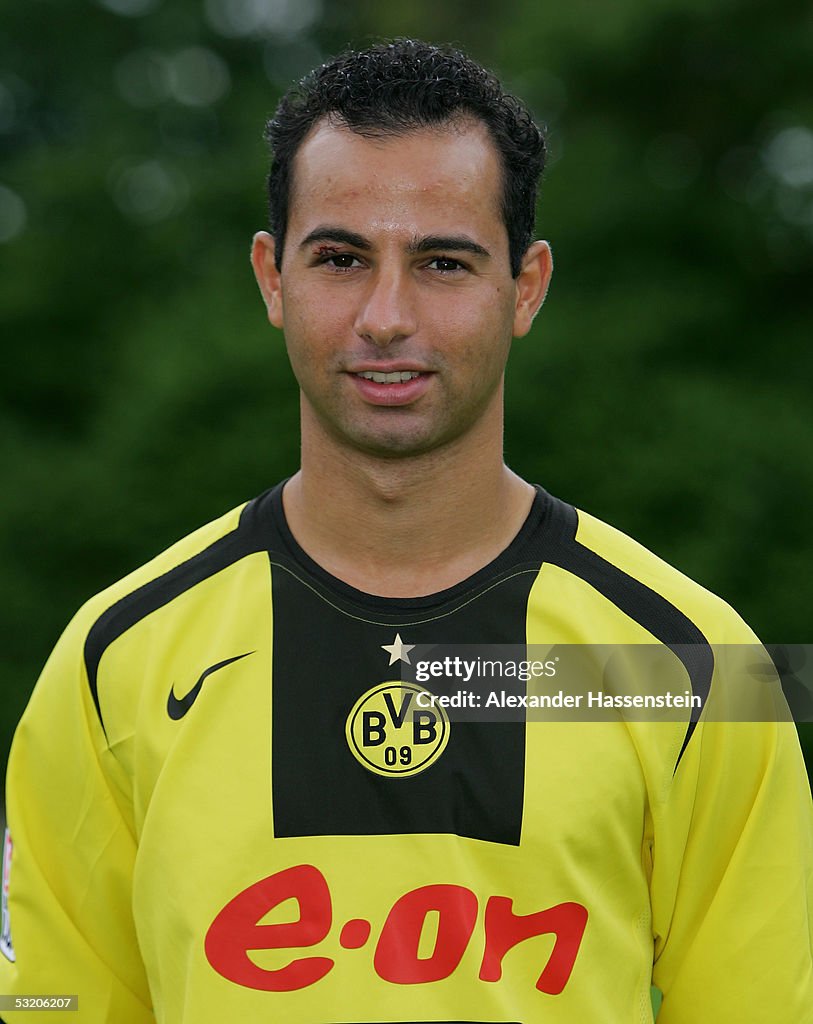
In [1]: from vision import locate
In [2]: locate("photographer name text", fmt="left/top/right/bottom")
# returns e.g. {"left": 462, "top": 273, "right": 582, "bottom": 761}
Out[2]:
{"left": 415, "top": 689, "right": 702, "bottom": 710}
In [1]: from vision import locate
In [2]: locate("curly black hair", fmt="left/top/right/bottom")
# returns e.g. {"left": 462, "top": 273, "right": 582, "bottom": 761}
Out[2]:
{"left": 264, "top": 39, "right": 546, "bottom": 278}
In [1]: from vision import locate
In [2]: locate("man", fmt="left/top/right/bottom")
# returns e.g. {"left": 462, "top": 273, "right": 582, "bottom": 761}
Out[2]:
{"left": 1, "top": 39, "right": 811, "bottom": 1024}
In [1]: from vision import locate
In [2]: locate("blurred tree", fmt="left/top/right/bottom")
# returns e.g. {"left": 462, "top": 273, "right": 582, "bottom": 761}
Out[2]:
{"left": 1, "top": 0, "right": 811, "bottom": 806}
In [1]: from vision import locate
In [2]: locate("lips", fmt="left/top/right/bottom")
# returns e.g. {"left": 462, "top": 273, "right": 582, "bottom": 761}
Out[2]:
{"left": 348, "top": 368, "right": 432, "bottom": 406}
{"left": 355, "top": 370, "right": 421, "bottom": 384}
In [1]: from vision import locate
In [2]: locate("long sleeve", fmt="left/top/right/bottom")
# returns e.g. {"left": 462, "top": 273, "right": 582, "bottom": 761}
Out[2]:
{"left": 650, "top": 643, "right": 813, "bottom": 1022}
{"left": 0, "top": 608, "right": 154, "bottom": 1023}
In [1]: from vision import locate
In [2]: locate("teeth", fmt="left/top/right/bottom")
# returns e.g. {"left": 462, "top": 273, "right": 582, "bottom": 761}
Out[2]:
{"left": 357, "top": 370, "right": 421, "bottom": 383}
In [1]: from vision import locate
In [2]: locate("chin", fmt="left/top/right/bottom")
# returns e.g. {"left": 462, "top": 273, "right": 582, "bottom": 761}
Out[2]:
{"left": 353, "top": 436, "right": 438, "bottom": 459}
{"left": 347, "top": 427, "right": 464, "bottom": 460}
{"left": 316, "top": 406, "right": 468, "bottom": 459}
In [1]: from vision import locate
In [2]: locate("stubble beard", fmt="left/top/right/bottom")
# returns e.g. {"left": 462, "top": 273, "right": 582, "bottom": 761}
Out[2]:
{"left": 300, "top": 375, "right": 504, "bottom": 466}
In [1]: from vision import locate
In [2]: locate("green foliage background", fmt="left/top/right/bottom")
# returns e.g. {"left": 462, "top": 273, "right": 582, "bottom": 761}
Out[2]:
{"left": 1, "top": 0, "right": 812, "bottom": 812}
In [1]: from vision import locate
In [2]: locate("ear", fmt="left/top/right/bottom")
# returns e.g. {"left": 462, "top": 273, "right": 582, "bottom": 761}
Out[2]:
{"left": 251, "top": 231, "right": 284, "bottom": 329}
{"left": 512, "top": 240, "right": 553, "bottom": 338}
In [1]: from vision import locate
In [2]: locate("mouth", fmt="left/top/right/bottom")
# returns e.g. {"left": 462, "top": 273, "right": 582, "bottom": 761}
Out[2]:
{"left": 348, "top": 368, "right": 432, "bottom": 406}
{"left": 355, "top": 370, "right": 422, "bottom": 384}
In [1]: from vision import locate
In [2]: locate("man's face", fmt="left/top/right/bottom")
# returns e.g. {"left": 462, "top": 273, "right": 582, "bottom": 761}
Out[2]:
{"left": 253, "top": 119, "right": 550, "bottom": 459}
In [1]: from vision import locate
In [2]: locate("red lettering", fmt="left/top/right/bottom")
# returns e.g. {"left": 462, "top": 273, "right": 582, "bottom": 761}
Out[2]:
{"left": 479, "top": 896, "right": 588, "bottom": 994}
{"left": 205, "top": 864, "right": 333, "bottom": 991}
{"left": 374, "top": 884, "right": 478, "bottom": 984}
{"left": 206, "top": 865, "right": 588, "bottom": 998}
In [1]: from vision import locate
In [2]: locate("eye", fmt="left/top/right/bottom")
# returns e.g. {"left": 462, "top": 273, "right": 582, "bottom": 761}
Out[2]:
{"left": 427, "top": 257, "right": 467, "bottom": 274}
{"left": 328, "top": 253, "right": 360, "bottom": 268}
{"left": 315, "top": 251, "right": 363, "bottom": 271}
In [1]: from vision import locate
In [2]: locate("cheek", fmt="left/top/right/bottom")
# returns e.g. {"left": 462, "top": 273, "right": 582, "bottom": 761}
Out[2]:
{"left": 283, "top": 276, "right": 349, "bottom": 330}
{"left": 441, "top": 296, "right": 513, "bottom": 362}
{"left": 284, "top": 303, "right": 342, "bottom": 366}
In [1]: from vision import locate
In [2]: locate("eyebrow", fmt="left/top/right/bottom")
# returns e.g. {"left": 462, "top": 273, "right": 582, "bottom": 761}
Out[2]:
{"left": 299, "top": 226, "right": 491, "bottom": 260}
{"left": 408, "top": 235, "right": 491, "bottom": 260}
{"left": 300, "top": 226, "right": 371, "bottom": 251}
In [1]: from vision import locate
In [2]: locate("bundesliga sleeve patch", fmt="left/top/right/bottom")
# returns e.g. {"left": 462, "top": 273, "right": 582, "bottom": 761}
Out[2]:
{"left": 1, "top": 828, "right": 14, "bottom": 962}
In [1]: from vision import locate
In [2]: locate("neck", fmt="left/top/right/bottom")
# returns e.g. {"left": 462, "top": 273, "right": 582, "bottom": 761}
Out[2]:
{"left": 282, "top": 405, "right": 535, "bottom": 598}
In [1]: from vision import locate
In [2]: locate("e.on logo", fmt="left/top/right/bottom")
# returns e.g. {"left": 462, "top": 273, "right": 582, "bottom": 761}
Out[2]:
{"left": 205, "top": 864, "right": 588, "bottom": 996}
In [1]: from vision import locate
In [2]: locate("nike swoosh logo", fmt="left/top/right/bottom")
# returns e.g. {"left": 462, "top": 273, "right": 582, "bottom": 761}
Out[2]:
{"left": 167, "top": 652, "right": 254, "bottom": 720}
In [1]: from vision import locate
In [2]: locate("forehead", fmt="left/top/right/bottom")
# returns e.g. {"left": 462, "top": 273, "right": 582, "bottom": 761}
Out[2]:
{"left": 286, "top": 118, "right": 506, "bottom": 244}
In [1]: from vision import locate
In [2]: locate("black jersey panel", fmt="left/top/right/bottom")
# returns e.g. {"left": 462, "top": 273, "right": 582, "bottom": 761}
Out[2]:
{"left": 84, "top": 504, "right": 267, "bottom": 733}
{"left": 268, "top": 557, "right": 539, "bottom": 845}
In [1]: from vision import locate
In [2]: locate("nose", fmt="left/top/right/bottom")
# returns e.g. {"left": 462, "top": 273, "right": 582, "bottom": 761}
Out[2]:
{"left": 353, "top": 268, "right": 417, "bottom": 348}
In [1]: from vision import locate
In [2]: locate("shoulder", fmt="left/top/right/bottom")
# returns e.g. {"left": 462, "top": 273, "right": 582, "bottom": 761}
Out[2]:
{"left": 32, "top": 489, "right": 282, "bottom": 741}
{"left": 56, "top": 484, "right": 285, "bottom": 681}
{"left": 533, "top": 489, "right": 757, "bottom": 647}
{"left": 572, "top": 506, "right": 757, "bottom": 645}
{"left": 74, "top": 498, "right": 252, "bottom": 636}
